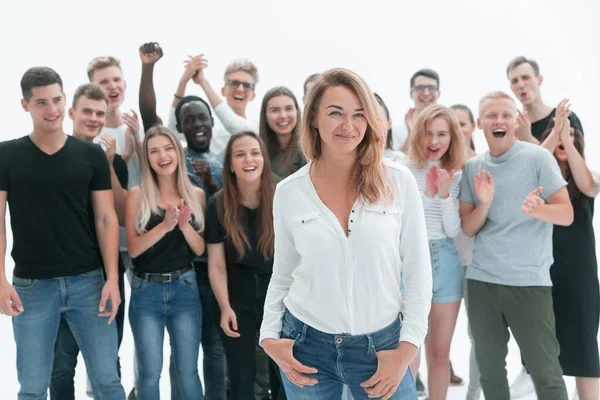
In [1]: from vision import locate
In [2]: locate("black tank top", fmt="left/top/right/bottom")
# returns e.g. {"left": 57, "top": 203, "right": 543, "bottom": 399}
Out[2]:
{"left": 132, "top": 210, "right": 197, "bottom": 273}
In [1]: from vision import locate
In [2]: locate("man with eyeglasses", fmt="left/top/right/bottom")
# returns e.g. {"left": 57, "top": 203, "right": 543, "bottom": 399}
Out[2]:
{"left": 392, "top": 68, "right": 441, "bottom": 153}
{"left": 184, "top": 56, "right": 260, "bottom": 140}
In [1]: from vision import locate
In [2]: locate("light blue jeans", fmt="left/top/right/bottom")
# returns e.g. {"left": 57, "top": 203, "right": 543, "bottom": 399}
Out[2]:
{"left": 12, "top": 268, "right": 125, "bottom": 400}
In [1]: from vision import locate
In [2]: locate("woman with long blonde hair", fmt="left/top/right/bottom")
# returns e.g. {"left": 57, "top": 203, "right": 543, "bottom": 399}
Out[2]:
{"left": 125, "top": 126, "right": 206, "bottom": 400}
{"left": 260, "top": 68, "right": 432, "bottom": 399}
{"left": 395, "top": 104, "right": 465, "bottom": 400}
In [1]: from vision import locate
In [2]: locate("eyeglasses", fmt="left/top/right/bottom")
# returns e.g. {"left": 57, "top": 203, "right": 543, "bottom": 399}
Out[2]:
{"left": 411, "top": 85, "right": 439, "bottom": 93}
{"left": 226, "top": 79, "right": 255, "bottom": 91}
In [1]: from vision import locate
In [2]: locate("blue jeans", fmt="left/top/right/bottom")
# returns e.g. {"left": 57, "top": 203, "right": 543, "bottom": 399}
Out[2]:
{"left": 50, "top": 267, "right": 126, "bottom": 399}
{"left": 12, "top": 268, "right": 125, "bottom": 400}
{"left": 170, "top": 264, "right": 227, "bottom": 400}
{"left": 129, "top": 268, "right": 203, "bottom": 400}
{"left": 280, "top": 310, "right": 417, "bottom": 400}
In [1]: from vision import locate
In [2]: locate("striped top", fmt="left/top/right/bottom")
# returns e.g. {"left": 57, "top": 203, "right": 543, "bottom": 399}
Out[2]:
{"left": 393, "top": 154, "right": 462, "bottom": 240}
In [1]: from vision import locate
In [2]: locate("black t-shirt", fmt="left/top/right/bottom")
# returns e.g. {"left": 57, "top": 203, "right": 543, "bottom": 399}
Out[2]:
{"left": 205, "top": 195, "right": 273, "bottom": 275}
{"left": 0, "top": 135, "right": 112, "bottom": 279}
{"left": 132, "top": 211, "right": 196, "bottom": 273}
{"left": 531, "top": 108, "right": 584, "bottom": 142}
{"left": 87, "top": 153, "right": 128, "bottom": 272}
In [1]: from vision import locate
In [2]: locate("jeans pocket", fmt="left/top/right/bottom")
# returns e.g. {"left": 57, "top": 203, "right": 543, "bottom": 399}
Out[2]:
{"left": 12, "top": 276, "right": 36, "bottom": 290}
{"left": 131, "top": 276, "right": 146, "bottom": 291}
{"left": 179, "top": 269, "right": 198, "bottom": 288}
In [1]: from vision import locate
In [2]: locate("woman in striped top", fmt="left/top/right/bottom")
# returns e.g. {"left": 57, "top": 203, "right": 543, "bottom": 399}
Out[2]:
{"left": 395, "top": 104, "right": 465, "bottom": 400}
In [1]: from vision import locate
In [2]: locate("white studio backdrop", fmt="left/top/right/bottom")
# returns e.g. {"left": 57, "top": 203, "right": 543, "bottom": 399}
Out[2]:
{"left": 0, "top": 0, "right": 598, "bottom": 398}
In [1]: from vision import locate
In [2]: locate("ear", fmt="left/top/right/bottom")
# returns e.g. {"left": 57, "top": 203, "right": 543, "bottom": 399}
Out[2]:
{"left": 221, "top": 86, "right": 226, "bottom": 97}
{"left": 477, "top": 118, "right": 482, "bottom": 130}
{"left": 434, "top": 91, "right": 441, "bottom": 101}
{"left": 123, "top": 80, "right": 127, "bottom": 92}
{"left": 68, "top": 108, "right": 75, "bottom": 121}
{"left": 538, "top": 75, "right": 544, "bottom": 87}
{"left": 21, "top": 98, "right": 29, "bottom": 112}
{"left": 387, "top": 118, "right": 393, "bottom": 130}
{"left": 249, "top": 91, "right": 256, "bottom": 102}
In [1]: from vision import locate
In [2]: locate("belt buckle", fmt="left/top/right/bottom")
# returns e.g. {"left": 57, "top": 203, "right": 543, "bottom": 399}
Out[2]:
{"left": 161, "top": 273, "right": 172, "bottom": 283}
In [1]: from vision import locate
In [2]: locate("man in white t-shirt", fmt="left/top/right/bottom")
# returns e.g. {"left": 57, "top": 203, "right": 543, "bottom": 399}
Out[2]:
{"left": 87, "top": 56, "right": 143, "bottom": 188}
{"left": 392, "top": 68, "right": 441, "bottom": 153}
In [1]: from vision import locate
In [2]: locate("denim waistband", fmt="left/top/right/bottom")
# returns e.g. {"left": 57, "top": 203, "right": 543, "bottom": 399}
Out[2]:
{"left": 429, "top": 237, "right": 457, "bottom": 250}
{"left": 282, "top": 309, "right": 401, "bottom": 346}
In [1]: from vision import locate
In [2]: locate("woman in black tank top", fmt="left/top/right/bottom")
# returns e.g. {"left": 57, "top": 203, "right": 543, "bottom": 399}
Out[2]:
{"left": 205, "top": 131, "right": 280, "bottom": 400}
{"left": 125, "top": 126, "right": 206, "bottom": 400}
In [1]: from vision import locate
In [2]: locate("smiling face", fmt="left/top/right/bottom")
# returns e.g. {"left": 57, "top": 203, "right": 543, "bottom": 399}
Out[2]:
{"left": 21, "top": 84, "right": 66, "bottom": 133}
{"left": 178, "top": 101, "right": 213, "bottom": 152}
{"left": 478, "top": 97, "right": 518, "bottom": 157}
{"left": 265, "top": 94, "right": 298, "bottom": 142}
{"left": 69, "top": 96, "right": 108, "bottom": 141}
{"left": 313, "top": 85, "right": 368, "bottom": 157}
{"left": 452, "top": 108, "right": 475, "bottom": 146}
{"left": 425, "top": 117, "right": 452, "bottom": 161}
{"left": 410, "top": 75, "right": 440, "bottom": 111}
{"left": 222, "top": 70, "right": 256, "bottom": 114}
{"left": 147, "top": 135, "right": 178, "bottom": 177}
{"left": 230, "top": 135, "right": 264, "bottom": 185}
{"left": 91, "top": 66, "right": 126, "bottom": 110}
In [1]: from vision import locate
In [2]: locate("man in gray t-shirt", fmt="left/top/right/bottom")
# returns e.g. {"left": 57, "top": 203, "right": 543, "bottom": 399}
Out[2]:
{"left": 459, "top": 92, "right": 573, "bottom": 400}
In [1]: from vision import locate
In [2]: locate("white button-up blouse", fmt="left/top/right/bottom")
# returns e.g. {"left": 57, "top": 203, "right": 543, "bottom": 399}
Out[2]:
{"left": 259, "top": 159, "right": 433, "bottom": 348}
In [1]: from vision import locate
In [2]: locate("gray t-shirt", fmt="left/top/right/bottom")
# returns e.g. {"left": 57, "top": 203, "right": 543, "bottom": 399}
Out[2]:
{"left": 460, "top": 140, "right": 566, "bottom": 286}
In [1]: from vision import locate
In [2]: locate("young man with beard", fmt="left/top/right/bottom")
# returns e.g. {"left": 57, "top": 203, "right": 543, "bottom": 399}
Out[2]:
{"left": 138, "top": 42, "right": 227, "bottom": 400}
{"left": 0, "top": 67, "right": 125, "bottom": 399}
{"left": 49, "top": 83, "right": 129, "bottom": 400}
{"left": 507, "top": 56, "right": 584, "bottom": 144}
{"left": 460, "top": 91, "right": 572, "bottom": 400}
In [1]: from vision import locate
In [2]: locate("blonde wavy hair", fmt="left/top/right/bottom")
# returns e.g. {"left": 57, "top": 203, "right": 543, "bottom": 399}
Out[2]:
{"left": 409, "top": 104, "right": 466, "bottom": 171}
{"left": 301, "top": 68, "right": 393, "bottom": 204}
{"left": 136, "top": 126, "right": 204, "bottom": 234}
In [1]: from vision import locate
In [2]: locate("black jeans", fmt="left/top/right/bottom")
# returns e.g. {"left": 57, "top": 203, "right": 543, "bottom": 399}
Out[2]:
{"left": 49, "top": 265, "right": 126, "bottom": 400}
{"left": 215, "top": 268, "right": 284, "bottom": 400}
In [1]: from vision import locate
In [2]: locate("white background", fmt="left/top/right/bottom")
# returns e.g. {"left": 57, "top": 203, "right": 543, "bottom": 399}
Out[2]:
{"left": 1, "top": 0, "right": 598, "bottom": 398}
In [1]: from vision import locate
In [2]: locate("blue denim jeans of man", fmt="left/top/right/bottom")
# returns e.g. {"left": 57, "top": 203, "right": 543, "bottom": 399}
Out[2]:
{"left": 279, "top": 310, "right": 417, "bottom": 400}
{"left": 12, "top": 268, "right": 125, "bottom": 400}
{"left": 49, "top": 266, "right": 126, "bottom": 400}
{"left": 170, "top": 263, "right": 227, "bottom": 400}
{"left": 129, "top": 267, "right": 203, "bottom": 400}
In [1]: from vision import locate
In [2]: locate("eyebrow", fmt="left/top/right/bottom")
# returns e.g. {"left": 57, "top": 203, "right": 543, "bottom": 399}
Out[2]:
{"left": 326, "top": 105, "right": 364, "bottom": 112}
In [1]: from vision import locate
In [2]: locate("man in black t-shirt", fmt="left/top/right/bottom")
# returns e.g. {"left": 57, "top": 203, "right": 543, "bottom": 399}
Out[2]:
{"left": 50, "top": 83, "right": 129, "bottom": 399}
{"left": 507, "top": 56, "right": 584, "bottom": 145}
{"left": 0, "top": 67, "right": 125, "bottom": 399}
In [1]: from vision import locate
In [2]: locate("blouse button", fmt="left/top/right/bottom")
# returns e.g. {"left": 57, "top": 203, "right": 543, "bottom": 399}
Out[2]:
{"left": 383, "top": 211, "right": 386, "bottom": 214}
{"left": 351, "top": 209, "right": 355, "bottom": 213}
{"left": 350, "top": 220, "right": 353, "bottom": 223}
{"left": 301, "top": 220, "right": 304, "bottom": 223}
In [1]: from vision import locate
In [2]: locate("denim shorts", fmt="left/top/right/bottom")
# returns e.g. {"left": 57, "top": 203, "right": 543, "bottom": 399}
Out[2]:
{"left": 430, "top": 237, "right": 464, "bottom": 303}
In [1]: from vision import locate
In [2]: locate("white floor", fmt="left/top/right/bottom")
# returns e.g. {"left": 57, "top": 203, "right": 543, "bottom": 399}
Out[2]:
{"left": 0, "top": 277, "right": 588, "bottom": 399}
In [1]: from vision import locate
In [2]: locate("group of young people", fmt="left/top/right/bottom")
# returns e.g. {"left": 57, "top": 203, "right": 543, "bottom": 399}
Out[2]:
{"left": 0, "top": 41, "right": 597, "bottom": 400}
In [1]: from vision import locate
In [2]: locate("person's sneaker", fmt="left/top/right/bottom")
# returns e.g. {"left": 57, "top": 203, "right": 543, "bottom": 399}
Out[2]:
{"left": 415, "top": 373, "right": 426, "bottom": 396}
{"left": 449, "top": 362, "right": 464, "bottom": 386}
{"left": 509, "top": 367, "right": 535, "bottom": 398}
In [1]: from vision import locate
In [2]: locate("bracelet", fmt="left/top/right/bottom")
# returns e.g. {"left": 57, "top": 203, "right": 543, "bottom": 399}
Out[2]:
{"left": 174, "top": 94, "right": 184, "bottom": 100}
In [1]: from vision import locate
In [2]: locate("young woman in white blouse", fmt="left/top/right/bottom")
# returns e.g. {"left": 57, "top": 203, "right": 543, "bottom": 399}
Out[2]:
{"left": 395, "top": 104, "right": 465, "bottom": 400}
{"left": 259, "top": 68, "right": 433, "bottom": 400}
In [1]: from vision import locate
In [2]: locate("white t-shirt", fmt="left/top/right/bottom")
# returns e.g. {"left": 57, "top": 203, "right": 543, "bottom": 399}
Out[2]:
{"left": 100, "top": 124, "right": 142, "bottom": 188}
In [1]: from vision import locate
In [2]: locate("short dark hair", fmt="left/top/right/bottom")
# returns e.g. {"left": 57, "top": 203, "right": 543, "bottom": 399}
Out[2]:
{"left": 20, "top": 67, "right": 63, "bottom": 102}
{"left": 506, "top": 56, "right": 540, "bottom": 77}
{"left": 409, "top": 68, "right": 439, "bottom": 90}
{"left": 72, "top": 83, "right": 108, "bottom": 109}
{"left": 303, "top": 73, "right": 320, "bottom": 96}
{"left": 175, "top": 96, "right": 213, "bottom": 126}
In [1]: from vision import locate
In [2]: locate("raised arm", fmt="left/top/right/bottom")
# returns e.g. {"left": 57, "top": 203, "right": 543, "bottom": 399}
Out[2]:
{"left": 138, "top": 42, "right": 164, "bottom": 132}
